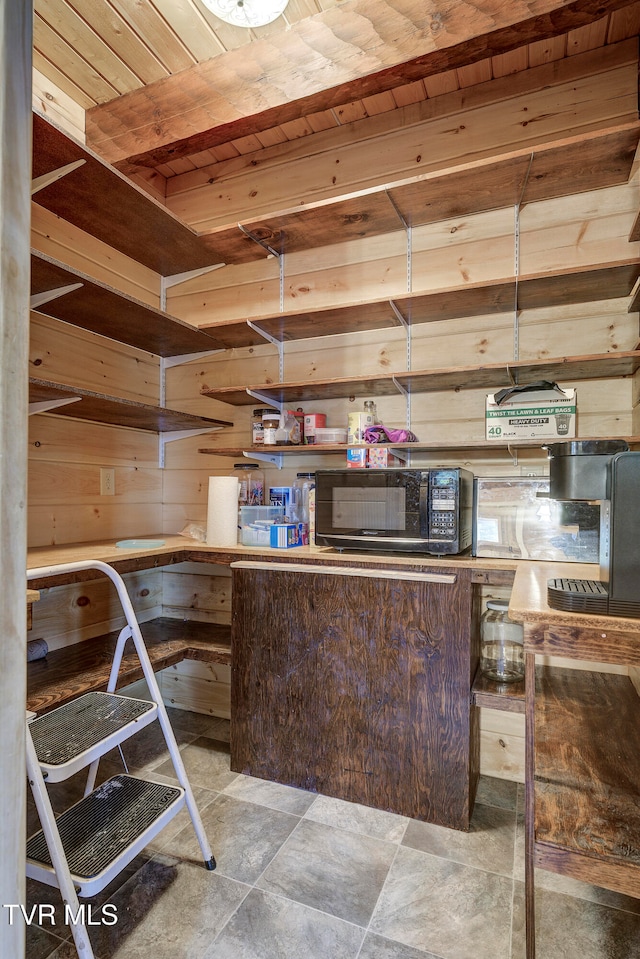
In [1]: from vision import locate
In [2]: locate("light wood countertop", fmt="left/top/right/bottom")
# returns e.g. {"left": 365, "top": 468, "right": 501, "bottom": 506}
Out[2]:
{"left": 27, "top": 535, "right": 192, "bottom": 572}
{"left": 26, "top": 535, "right": 522, "bottom": 582}
{"left": 509, "top": 561, "right": 640, "bottom": 634}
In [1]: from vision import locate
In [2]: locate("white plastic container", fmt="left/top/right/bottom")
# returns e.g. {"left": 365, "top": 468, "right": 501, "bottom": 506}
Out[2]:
{"left": 314, "top": 427, "right": 347, "bottom": 445}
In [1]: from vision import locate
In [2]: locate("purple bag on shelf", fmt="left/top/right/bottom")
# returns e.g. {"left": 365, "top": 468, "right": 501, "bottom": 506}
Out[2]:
{"left": 364, "top": 425, "right": 418, "bottom": 444}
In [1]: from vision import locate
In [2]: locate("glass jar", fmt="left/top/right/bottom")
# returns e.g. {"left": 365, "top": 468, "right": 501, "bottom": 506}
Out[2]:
{"left": 230, "top": 463, "right": 264, "bottom": 509}
{"left": 480, "top": 599, "right": 525, "bottom": 683}
{"left": 252, "top": 408, "right": 277, "bottom": 446}
{"left": 293, "top": 472, "right": 315, "bottom": 526}
{"left": 262, "top": 411, "right": 280, "bottom": 446}
{"left": 364, "top": 399, "right": 378, "bottom": 424}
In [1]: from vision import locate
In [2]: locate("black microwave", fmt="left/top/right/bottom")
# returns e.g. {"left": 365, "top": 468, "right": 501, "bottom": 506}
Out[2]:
{"left": 314, "top": 467, "right": 474, "bottom": 555}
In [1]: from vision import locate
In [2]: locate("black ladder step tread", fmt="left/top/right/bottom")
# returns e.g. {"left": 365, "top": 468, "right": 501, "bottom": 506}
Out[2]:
{"left": 30, "top": 691, "right": 156, "bottom": 766}
{"left": 26, "top": 775, "right": 183, "bottom": 880}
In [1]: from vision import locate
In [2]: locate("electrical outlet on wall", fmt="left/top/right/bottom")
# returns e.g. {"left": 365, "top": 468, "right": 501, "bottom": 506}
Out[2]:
{"left": 100, "top": 467, "right": 115, "bottom": 496}
{"left": 520, "top": 466, "right": 545, "bottom": 477}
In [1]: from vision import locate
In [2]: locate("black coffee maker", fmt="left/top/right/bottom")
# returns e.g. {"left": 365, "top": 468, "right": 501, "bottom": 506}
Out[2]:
{"left": 546, "top": 440, "right": 640, "bottom": 618}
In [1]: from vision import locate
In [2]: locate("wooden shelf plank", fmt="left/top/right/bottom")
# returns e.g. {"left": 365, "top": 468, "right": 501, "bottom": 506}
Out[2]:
{"left": 27, "top": 618, "right": 231, "bottom": 716}
{"left": 200, "top": 350, "right": 640, "bottom": 407}
{"left": 201, "top": 300, "right": 405, "bottom": 350}
{"left": 31, "top": 250, "right": 226, "bottom": 356}
{"left": 31, "top": 111, "right": 233, "bottom": 275}
{"left": 203, "top": 373, "right": 400, "bottom": 405}
{"left": 471, "top": 670, "right": 525, "bottom": 713}
{"left": 202, "top": 123, "right": 640, "bottom": 263}
{"left": 534, "top": 666, "right": 640, "bottom": 897}
{"left": 396, "top": 349, "right": 640, "bottom": 396}
{"left": 200, "top": 260, "right": 640, "bottom": 349}
{"left": 198, "top": 436, "right": 640, "bottom": 457}
{"left": 33, "top": 117, "right": 638, "bottom": 278}
{"left": 29, "top": 378, "right": 233, "bottom": 432}
{"left": 391, "top": 125, "right": 640, "bottom": 227}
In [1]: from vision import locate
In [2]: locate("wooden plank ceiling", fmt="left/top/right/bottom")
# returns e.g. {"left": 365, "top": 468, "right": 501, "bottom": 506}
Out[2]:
{"left": 34, "top": 0, "right": 640, "bottom": 194}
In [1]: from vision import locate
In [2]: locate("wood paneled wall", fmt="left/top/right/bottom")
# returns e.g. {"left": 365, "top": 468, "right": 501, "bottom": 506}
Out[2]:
{"left": 29, "top": 206, "right": 163, "bottom": 548}
{"left": 162, "top": 178, "right": 639, "bottom": 535}
{"left": 29, "top": 570, "right": 162, "bottom": 653}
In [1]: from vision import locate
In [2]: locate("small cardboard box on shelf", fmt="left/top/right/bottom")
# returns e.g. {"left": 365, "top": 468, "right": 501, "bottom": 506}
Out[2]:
{"left": 368, "top": 449, "right": 403, "bottom": 468}
{"left": 485, "top": 386, "right": 576, "bottom": 441}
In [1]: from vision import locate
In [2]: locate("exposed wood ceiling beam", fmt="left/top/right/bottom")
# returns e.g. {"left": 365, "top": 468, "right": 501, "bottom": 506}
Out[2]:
{"left": 85, "top": 0, "right": 638, "bottom": 173}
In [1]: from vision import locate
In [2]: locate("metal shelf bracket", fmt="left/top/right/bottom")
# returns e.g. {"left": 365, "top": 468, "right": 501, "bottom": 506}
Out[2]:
{"left": 161, "top": 349, "right": 225, "bottom": 371}
{"left": 390, "top": 298, "right": 412, "bottom": 372}
{"left": 159, "top": 350, "right": 225, "bottom": 408}
{"left": 386, "top": 190, "right": 412, "bottom": 293}
{"left": 31, "top": 283, "right": 83, "bottom": 311}
{"left": 246, "top": 387, "right": 283, "bottom": 413}
{"left": 513, "top": 153, "right": 533, "bottom": 364}
{"left": 31, "top": 159, "right": 86, "bottom": 195}
{"left": 387, "top": 447, "right": 410, "bottom": 464}
{"left": 389, "top": 299, "right": 409, "bottom": 332}
{"left": 246, "top": 321, "right": 285, "bottom": 381}
{"left": 240, "top": 449, "right": 284, "bottom": 469}
{"left": 236, "top": 231, "right": 286, "bottom": 379}
{"left": 29, "top": 397, "right": 82, "bottom": 416}
{"left": 392, "top": 376, "right": 412, "bottom": 431}
{"left": 159, "top": 427, "right": 223, "bottom": 468}
{"left": 160, "top": 265, "right": 226, "bottom": 310}
{"left": 237, "top": 223, "right": 281, "bottom": 259}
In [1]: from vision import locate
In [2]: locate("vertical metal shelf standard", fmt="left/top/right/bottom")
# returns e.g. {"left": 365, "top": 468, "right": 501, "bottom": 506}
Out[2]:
{"left": 157, "top": 266, "right": 229, "bottom": 467}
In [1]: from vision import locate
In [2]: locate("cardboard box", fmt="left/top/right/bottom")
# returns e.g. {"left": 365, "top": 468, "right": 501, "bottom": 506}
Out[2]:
{"left": 346, "top": 448, "right": 368, "bottom": 468}
{"left": 485, "top": 387, "right": 576, "bottom": 441}
{"left": 268, "top": 486, "right": 294, "bottom": 512}
{"left": 269, "top": 523, "right": 304, "bottom": 548}
{"left": 367, "top": 448, "right": 403, "bottom": 468}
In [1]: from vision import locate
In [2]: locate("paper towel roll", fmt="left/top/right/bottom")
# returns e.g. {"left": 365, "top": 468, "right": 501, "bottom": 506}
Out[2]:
{"left": 206, "top": 476, "right": 239, "bottom": 546}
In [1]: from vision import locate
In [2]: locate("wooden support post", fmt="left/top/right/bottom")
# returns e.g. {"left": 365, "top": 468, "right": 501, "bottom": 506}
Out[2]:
{"left": 0, "top": 0, "right": 32, "bottom": 954}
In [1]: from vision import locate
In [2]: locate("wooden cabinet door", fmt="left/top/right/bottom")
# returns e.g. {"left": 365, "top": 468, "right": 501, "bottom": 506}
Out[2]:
{"left": 231, "top": 562, "right": 479, "bottom": 830}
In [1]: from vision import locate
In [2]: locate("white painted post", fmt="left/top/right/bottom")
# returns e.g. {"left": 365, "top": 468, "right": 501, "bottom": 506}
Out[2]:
{"left": 0, "top": 1, "right": 32, "bottom": 956}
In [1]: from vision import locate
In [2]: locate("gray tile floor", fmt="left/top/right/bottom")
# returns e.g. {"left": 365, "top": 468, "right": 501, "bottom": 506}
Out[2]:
{"left": 26, "top": 708, "right": 640, "bottom": 959}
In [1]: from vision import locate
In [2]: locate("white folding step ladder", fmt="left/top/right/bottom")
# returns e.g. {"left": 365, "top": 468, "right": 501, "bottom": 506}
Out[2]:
{"left": 25, "top": 560, "right": 216, "bottom": 959}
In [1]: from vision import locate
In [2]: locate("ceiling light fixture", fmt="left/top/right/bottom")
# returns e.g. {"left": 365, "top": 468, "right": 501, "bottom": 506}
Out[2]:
{"left": 201, "top": 0, "right": 289, "bottom": 28}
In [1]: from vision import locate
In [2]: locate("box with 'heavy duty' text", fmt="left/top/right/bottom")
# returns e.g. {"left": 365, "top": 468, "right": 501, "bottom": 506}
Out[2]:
{"left": 485, "top": 387, "right": 576, "bottom": 441}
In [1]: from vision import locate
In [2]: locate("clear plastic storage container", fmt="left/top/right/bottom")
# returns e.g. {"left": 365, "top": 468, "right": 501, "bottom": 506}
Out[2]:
{"left": 480, "top": 599, "right": 525, "bottom": 683}
{"left": 293, "top": 472, "right": 315, "bottom": 544}
{"left": 230, "top": 463, "right": 264, "bottom": 508}
{"left": 314, "top": 427, "right": 348, "bottom": 445}
{"left": 240, "top": 506, "right": 285, "bottom": 546}
{"left": 293, "top": 472, "right": 315, "bottom": 527}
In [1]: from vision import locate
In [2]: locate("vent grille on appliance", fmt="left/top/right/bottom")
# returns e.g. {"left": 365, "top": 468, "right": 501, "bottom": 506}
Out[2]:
{"left": 547, "top": 578, "right": 609, "bottom": 613}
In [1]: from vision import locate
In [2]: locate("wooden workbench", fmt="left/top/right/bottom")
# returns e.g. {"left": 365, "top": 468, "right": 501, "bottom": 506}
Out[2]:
{"left": 509, "top": 562, "right": 640, "bottom": 959}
